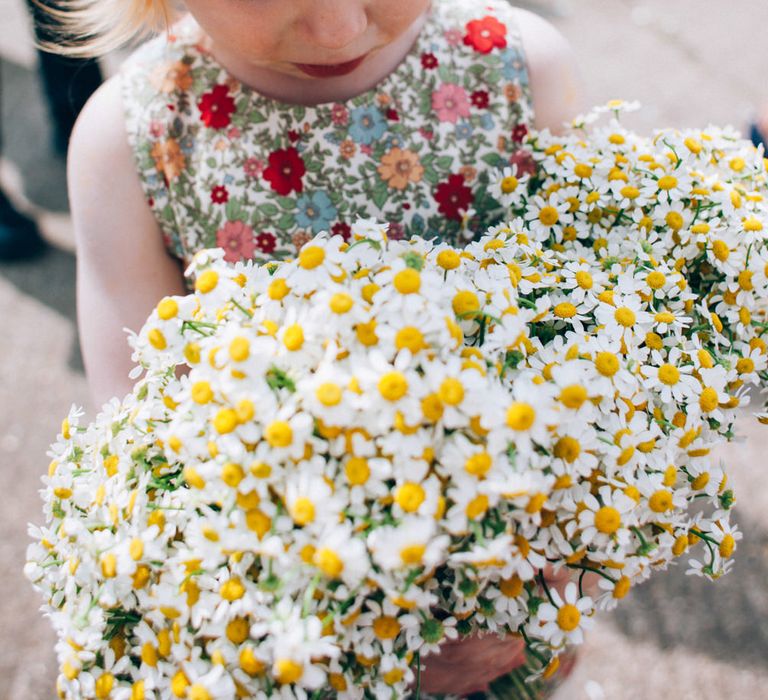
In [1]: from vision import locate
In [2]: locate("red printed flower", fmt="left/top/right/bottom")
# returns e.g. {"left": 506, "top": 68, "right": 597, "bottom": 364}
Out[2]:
{"left": 256, "top": 231, "right": 277, "bottom": 254}
{"left": 511, "top": 124, "right": 529, "bottom": 143}
{"left": 434, "top": 174, "right": 474, "bottom": 221}
{"left": 421, "top": 52, "right": 438, "bottom": 69}
{"left": 197, "top": 84, "right": 236, "bottom": 129}
{"left": 210, "top": 185, "right": 229, "bottom": 204}
{"left": 263, "top": 147, "right": 306, "bottom": 196}
{"left": 464, "top": 16, "right": 507, "bottom": 54}
{"left": 386, "top": 108, "right": 399, "bottom": 122}
{"left": 288, "top": 129, "right": 301, "bottom": 143}
{"left": 216, "top": 220, "right": 255, "bottom": 262}
{"left": 471, "top": 90, "right": 490, "bottom": 109}
{"left": 331, "top": 222, "right": 352, "bottom": 241}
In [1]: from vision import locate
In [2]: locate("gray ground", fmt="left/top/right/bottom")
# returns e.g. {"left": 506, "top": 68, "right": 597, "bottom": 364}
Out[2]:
{"left": 1, "top": 1, "right": 767, "bottom": 698}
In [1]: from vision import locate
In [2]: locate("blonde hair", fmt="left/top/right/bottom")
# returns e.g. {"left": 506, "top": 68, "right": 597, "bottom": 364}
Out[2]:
{"left": 37, "top": 0, "right": 174, "bottom": 57}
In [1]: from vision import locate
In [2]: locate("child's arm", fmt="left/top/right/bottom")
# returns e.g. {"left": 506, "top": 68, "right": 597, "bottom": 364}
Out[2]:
{"left": 68, "top": 76, "right": 187, "bottom": 408}
{"left": 513, "top": 8, "right": 584, "bottom": 134}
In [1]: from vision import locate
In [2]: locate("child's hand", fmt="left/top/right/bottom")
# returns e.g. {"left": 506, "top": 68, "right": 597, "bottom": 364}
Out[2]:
{"left": 417, "top": 632, "right": 527, "bottom": 695}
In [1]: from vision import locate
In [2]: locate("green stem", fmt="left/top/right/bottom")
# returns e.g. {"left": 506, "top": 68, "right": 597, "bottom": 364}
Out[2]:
{"left": 566, "top": 563, "right": 617, "bottom": 584}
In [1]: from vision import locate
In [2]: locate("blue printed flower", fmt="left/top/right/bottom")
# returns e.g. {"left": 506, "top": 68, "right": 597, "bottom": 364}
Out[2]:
{"left": 480, "top": 112, "right": 495, "bottom": 131}
{"left": 501, "top": 48, "right": 529, "bottom": 84}
{"left": 295, "top": 191, "right": 338, "bottom": 234}
{"left": 349, "top": 105, "right": 387, "bottom": 145}
{"left": 455, "top": 121, "right": 474, "bottom": 141}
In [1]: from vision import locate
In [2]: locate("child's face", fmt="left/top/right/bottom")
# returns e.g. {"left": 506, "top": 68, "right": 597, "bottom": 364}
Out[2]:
{"left": 184, "top": 0, "right": 431, "bottom": 85}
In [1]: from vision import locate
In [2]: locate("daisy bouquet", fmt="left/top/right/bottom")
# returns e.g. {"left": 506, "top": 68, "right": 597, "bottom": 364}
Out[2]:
{"left": 26, "top": 102, "right": 768, "bottom": 700}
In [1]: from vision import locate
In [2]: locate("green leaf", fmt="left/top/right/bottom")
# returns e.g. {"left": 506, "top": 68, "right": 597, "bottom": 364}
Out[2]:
{"left": 206, "top": 157, "right": 217, "bottom": 169}
{"left": 258, "top": 202, "right": 280, "bottom": 218}
{"left": 371, "top": 184, "right": 388, "bottom": 210}
{"left": 481, "top": 153, "right": 506, "bottom": 168}
{"left": 435, "top": 155, "right": 455, "bottom": 171}
{"left": 277, "top": 212, "right": 295, "bottom": 230}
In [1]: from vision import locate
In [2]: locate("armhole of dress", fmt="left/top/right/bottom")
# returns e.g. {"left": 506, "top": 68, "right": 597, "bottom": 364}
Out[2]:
{"left": 119, "top": 49, "right": 186, "bottom": 265}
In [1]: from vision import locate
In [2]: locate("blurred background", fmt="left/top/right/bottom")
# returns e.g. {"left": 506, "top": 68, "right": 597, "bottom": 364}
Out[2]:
{"left": 1, "top": 0, "right": 767, "bottom": 698}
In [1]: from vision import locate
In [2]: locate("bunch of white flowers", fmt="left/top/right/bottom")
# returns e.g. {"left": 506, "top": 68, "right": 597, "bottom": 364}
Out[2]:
{"left": 26, "top": 104, "right": 766, "bottom": 700}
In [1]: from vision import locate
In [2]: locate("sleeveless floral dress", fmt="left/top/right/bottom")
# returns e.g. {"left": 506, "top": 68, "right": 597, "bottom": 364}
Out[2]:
{"left": 121, "top": 0, "right": 537, "bottom": 275}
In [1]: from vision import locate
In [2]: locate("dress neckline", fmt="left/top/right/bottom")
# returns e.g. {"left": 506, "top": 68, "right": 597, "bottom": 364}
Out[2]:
{"left": 184, "top": 5, "right": 438, "bottom": 111}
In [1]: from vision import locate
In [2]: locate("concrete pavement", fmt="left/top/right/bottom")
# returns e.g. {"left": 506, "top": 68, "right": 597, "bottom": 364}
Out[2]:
{"left": 1, "top": 1, "right": 768, "bottom": 698}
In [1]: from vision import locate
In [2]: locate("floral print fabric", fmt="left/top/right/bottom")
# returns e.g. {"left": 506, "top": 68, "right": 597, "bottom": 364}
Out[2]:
{"left": 121, "top": 0, "right": 534, "bottom": 271}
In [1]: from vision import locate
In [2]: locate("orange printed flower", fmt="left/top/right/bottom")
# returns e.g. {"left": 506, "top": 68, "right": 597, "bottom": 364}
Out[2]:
{"left": 150, "top": 138, "right": 186, "bottom": 181}
{"left": 339, "top": 140, "right": 357, "bottom": 160}
{"left": 459, "top": 165, "right": 477, "bottom": 183}
{"left": 504, "top": 83, "right": 522, "bottom": 103}
{"left": 151, "top": 60, "right": 193, "bottom": 93}
{"left": 377, "top": 148, "right": 424, "bottom": 190}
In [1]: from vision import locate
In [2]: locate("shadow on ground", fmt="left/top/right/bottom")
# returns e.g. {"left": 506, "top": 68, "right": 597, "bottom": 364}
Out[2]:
{"left": 0, "top": 245, "right": 83, "bottom": 373}
{"left": 613, "top": 512, "right": 768, "bottom": 672}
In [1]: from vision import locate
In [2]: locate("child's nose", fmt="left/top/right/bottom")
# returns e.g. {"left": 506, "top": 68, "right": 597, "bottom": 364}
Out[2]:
{"left": 301, "top": 0, "right": 368, "bottom": 51}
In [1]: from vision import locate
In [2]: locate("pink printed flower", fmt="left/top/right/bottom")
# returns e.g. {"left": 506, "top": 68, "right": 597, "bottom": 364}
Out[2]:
{"left": 210, "top": 185, "right": 229, "bottom": 204}
{"left": 419, "top": 127, "right": 435, "bottom": 141}
{"left": 227, "top": 126, "right": 241, "bottom": 140}
{"left": 149, "top": 120, "right": 165, "bottom": 138}
{"left": 432, "top": 84, "right": 471, "bottom": 124}
{"left": 331, "top": 103, "right": 349, "bottom": 126}
{"left": 216, "top": 220, "right": 255, "bottom": 262}
{"left": 509, "top": 150, "right": 537, "bottom": 177}
{"left": 444, "top": 28, "right": 462, "bottom": 46}
{"left": 256, "top": 231, "right": 277, "bottom": 254}
{"left": 360, "top": 144, "right": 373, "bottom": 156}
{"left": 243, "top": 157, "right": 265, "bottom": 179}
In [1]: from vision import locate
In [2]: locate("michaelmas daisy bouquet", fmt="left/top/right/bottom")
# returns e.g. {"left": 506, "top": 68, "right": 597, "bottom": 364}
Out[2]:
{"left": 26, "top": 102, "right": 768, "bottom": 700}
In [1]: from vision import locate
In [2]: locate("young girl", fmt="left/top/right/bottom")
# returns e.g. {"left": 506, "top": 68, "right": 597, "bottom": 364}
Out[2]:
{"left": 61, "top": 0, "right": 582, "bottom": 694}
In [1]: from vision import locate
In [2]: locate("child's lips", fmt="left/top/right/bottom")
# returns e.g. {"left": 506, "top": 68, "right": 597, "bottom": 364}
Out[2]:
{"left": 293, "top": 53, "right": 368, "bottom": 78}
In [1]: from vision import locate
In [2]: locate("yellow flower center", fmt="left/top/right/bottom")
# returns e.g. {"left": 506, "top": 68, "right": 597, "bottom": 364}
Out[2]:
{"left": 657, "top": 175, "right": 678, "bottom": 190}
{"left": 575, "top": 271, "right": 593, "bottom": 289}
{"left": 393, "top": 268, "right": 421, "bottom": 294}
{"left": 595, "top": 351, "right": 619, "bottom": 377}
{"left": 330, "top": 292, "right": 354, "bottom": 314}
{"left": 220, "top": 578, "right": 245, "bottom": 601}
{"left": 268, "top": 278, "right": 290, "bottom": 300}
{"left": 229, "top": 336, "right": 250, "bottom": 362}
{"left": 649, "top": 489, "right": 673, "bottom": 513}
{"left": 373, "top": 615, "right": 401, "bottom": 640}
{"left": 378, "top": 371, "right": 408, "bottom": 401}
{"left": 594, "top": 506, "right": 621, "bottom": 534}
{"left": 395, "top": 482, "right": 425, "bottom": 513}
{"left": 538, "top": 205, "right": 560, "bottom": 226}
{"left": 506, "top": 402, "right": 536, "bottom": 431}
{"left": 148, "top": 328, "right": 167, "bottom": 350}
{"left": 556, "top": 604, "right": 581, "bottom": 632}
{"left": 315, "top": 547, "right": 344, "bottom": 578}
{"left": 275, "top": 659, "right": 303, "bottom": 685}
{"left": 400, "top": 544, "right": 426, "bottom": 566}
{"left": 298, "top": 245, "right": 325, "bottom": 269}
{"left": 614, "top": 306, "right": 636, "bottom": 327}
{"left": 712, "top": 239, "right": 730, "bottom": 261}
{"left": 439, "top": 377, "right": 464, "bottom": 405}
{"left": 465, "top": 451, "right": 493, "bottom": 477}
{"left": 436, "top": 249, "right": 461, "bottom": 269}
{"left": 501, "top": 175, "right": 519, "bottom": 193}
{"left": 658, "top": 364, "right": 680, "bottom": 385}
{"left": 316, "top": 382, "right": 343, "bottom": 406}
{"left": 395, "top": 326, "right": 425, "bottom": 353}
{"left": 560, "top": 384, "right": 588, "bottom": 409}
{"left": 554, "top": 436, "right": 581, "bottom": 463}
{"left": 156, "top": 297, "right": 178, "bottom": 320}
{"left": 452, "top": 290, "right": 481, "bottom": 317}
{"left": 554, "top": 302, "right": 577, "bottom": 319}
{"left": 613, "top": 576, "right": 631, "bottom": 599}
{"left": 699, "top": 387, "right": 718, "bottom": 413}
{"left": 345, "top": 457, "right": 370, "bottom": 485}
{"left": 646, "top": 271, "right": 666, "bottom": 289}
{"left": 283, "top": 324, "right": 305, "bottom": 351}
{"left": 265, "top": 420, "right": 292, "bottom": 447}
{"left": 290, "top": 497, "right": 315, "bottom": 526}
{"left": 195, "top": 270, "right": 219, "bottom": 293}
